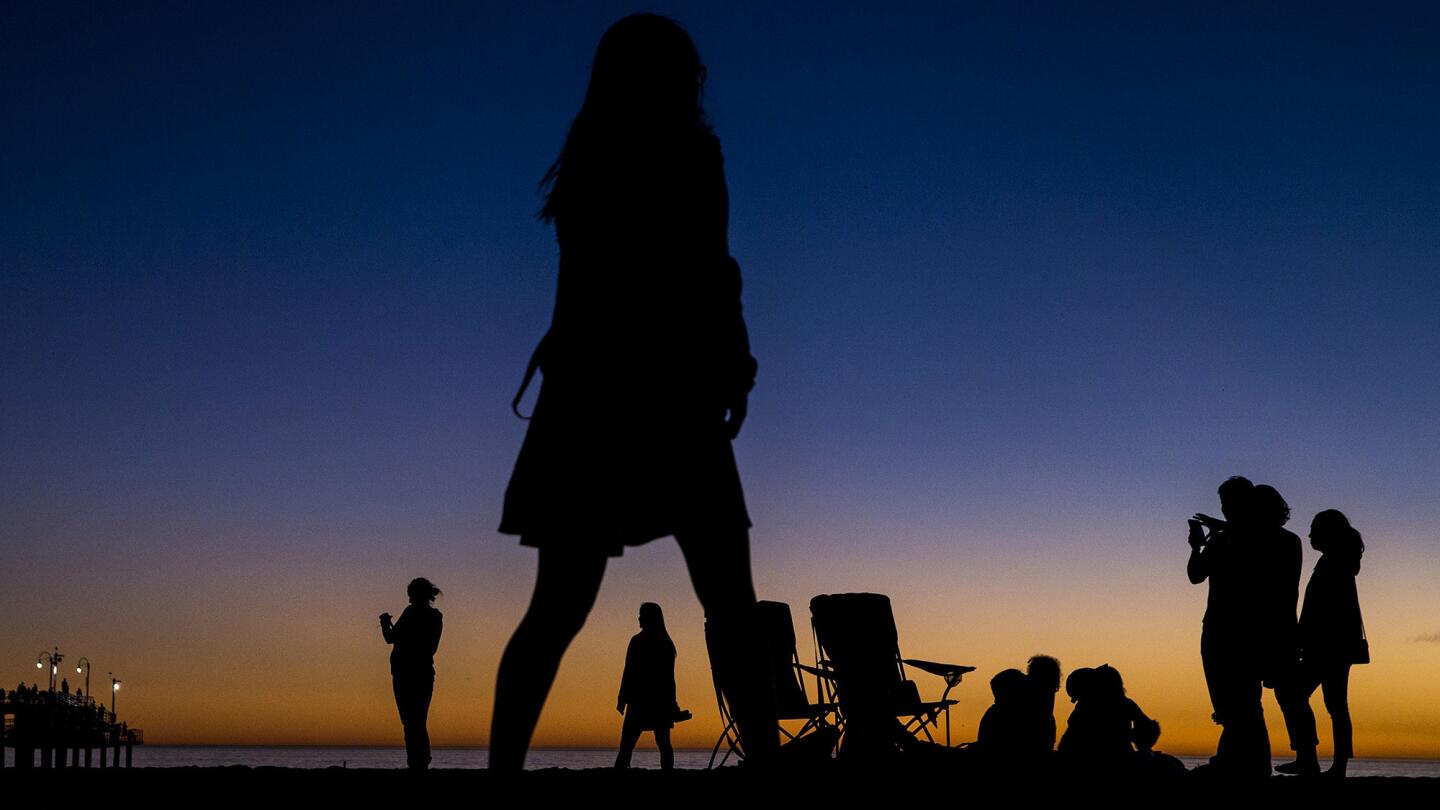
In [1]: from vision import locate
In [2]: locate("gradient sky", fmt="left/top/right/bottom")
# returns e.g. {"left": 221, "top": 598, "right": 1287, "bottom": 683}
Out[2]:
{"left": 4, "top": 1, "right": 1439, "bottom": 757}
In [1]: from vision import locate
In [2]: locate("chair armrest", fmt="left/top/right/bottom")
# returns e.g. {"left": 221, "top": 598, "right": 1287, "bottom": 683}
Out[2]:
{"left": 797, "top": 663, "right": 836, "bottom": 680}
{"left": 903, "top": 659, "right": 976, "bottom": 688}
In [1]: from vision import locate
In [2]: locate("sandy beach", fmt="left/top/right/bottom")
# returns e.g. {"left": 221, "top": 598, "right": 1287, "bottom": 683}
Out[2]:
{"left": 7, "top": 765, "right": 1439, "bottom": 805}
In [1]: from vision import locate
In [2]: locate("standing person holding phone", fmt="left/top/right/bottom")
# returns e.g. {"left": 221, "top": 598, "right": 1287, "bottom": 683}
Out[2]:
{"left": 381, "top": 577, "right": 443, "bottom": 770}
{"left": 1187, "top": 476, "right": 1271, "bottom": 779}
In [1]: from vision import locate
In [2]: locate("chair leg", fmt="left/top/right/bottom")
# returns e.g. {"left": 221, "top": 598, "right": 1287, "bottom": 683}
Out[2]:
{"left": 708, "top": 718, "right": 740, "bottom": 769}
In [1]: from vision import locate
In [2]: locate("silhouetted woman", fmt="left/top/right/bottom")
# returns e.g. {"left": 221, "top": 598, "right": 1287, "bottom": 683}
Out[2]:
{"left": 615, "top": 603, "right": 679, "bottom": 769}
{"left": 1277, "top": 510, "right": 1366, "bottom": 778}
{"left": 380, "top": 577, "right": 443, "bottom": 769}
{"left": 490, "top": 14, "right": 776, "bottom": 770}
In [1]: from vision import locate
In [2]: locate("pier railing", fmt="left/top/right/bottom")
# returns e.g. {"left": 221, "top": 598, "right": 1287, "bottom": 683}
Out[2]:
{"left": 1, "top": 691, "right": 144, "bottom": 770}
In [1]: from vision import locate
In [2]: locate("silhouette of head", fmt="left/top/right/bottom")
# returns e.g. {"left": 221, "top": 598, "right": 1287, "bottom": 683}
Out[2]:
{"left": 585, "top": 14, "right": 705, "bottom": 120}
{"left": 1026, "top": 654, "right": 1062, "bottom": 694}
{"left": 1092, "top": 664, "right": 1126, "bottom": 699}
{"left": 990, "top": 668, "right": 1028, "bottom": 704}
{"left": 407, "top": 577, "right": 441, "bottom": 605}
{"left": 540, "top": 14, "right": 712, "bottom": 222}
{"left": 639, "top": 602, "right": 666, "bottom": 632}
{"left": 1311, "top": 509, "right": 1365, "bottom": 559}
{"left": 1252, "top": 484, "right": 1291, "bottom": 527}
{"left": 1065, "top": 667, "right": 1096, "bottom": 703}
{"left": 1217, "top": 476, "right": 1255, "bottom": 524}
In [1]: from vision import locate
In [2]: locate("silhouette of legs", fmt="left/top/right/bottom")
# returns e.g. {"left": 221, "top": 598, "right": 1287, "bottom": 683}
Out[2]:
{"left": 1322, "top": 664, "right": 1353, "bottom": 762}
{"left": 489, "top": 529, "right": 773, "bottom": 770}
{"left": 1277, "top": 667, "right": 1321, "bottom": 775}
{"left": 393, "top": 674, "right": 434, "bottom": 769}
{"left": 489, "top": 545, "right": 609, "bottom": 771}
{"left": 655, "top": 725, "right": 674, "bottom": 770}
{"left": 615, "top": 713, "right": 643, "bottom": 769}
{"left": 1278, "top": 660, "right": 1352, "bottom": 776}
{"left": 676, "top": 528, "right": 779, "bottom": 764}
{"left": 1202, "top": 630, "right": 1270, "bottom": 778}
{"left": 614, "top": 716, "right": 675, "bottom": 770}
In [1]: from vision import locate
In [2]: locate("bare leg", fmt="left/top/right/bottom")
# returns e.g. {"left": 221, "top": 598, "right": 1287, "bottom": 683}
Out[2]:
{"left": 676, "top": 528, "right": 779, "bottom": 763}
{"left": 489, "top": 545, "right": 608, "bottom": 771}
{"left": 655, "top": 725, "right": 674, "bottom": 770}
{"left": 614, "top": 713, "right": 642, "bottom": 769}
{"left": 1323, "top": 664, "right": 1353, "bottom": 777}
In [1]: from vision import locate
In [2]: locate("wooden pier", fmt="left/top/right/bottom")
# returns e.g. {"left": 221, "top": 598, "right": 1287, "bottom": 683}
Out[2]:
{"left": 2, "top": 688, "right": 142, "bottom": 770}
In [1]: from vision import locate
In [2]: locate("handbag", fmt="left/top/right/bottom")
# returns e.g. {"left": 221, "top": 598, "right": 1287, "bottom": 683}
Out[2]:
{"left": 1351, "top": 613, "right": 1371, "bottom": 665}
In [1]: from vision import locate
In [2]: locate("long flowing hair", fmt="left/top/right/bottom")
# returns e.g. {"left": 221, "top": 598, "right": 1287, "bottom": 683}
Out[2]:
{"left": 539, "top": 14, "right": 715, "bottom": 224}
{"left": 639, "top": 602, "right": 676, "bottom": 657}
{"left": 1253, "top": 484, "right": 1291, "bottom": 526}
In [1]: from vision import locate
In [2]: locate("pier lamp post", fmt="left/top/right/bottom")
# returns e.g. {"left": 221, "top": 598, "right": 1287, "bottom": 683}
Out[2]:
{"left": 37, "top": 648, "right": 63, "bottom": 692}
{"left": 76, "top": 657, "right": 92, "bottom": 698}
{"left": 109, "top": 673, "right": 121, "bottom": 716}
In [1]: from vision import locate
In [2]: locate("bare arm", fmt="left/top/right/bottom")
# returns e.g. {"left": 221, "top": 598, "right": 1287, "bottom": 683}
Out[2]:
{"left": 711, "top": 164, "right": 757, "bottom": 439}
{"left": 617, "top": 637, "right": 639, "bottom": 713}
{"left": 1186, "top": 515, "right": 1221, "bottom": 579}
{"left": 1187, "top": 545, "right": 1211, "bottom": 585}
{"left": 1186, "top": 520, "right": 1211, "bottom": 584}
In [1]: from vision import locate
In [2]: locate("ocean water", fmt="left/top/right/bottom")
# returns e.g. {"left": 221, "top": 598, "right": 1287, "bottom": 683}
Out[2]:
{"left": 7, "top": 746, "right": 1437, "bottom": 776}
{"left": 4, "top": 746, "right": 711, "bottom": 770}
{"left": 1173, "top": 756, "right": 1440, "bottom": 779}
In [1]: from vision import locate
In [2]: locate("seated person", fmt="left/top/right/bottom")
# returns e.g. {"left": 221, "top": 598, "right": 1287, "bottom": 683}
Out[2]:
{"left": 1058, "top": 665, "right": 1158, "bottom": 770}
{"left": 975, "top": 668, "right": 1031, "bottom": 757}
{"left": 971, "top": 665, "right": 1059, "bottom": 768}
{"left": 1026, "top": 654, "right": 1062, "bottom": 751}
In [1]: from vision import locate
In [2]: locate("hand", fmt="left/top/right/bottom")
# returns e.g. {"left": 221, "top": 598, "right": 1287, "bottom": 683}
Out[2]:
{"left": 724, "top": 393, "right": 748, "bottom": 440}
{"left": 616, "top": 702, "right": 625, "bottom": 715}
{"left": 379, "top": 613, "right": 392, "bottom": 626}
{"left": 1187, "top": 519, "right": 1206, "bottom": 549}
{"left": 1192, "top": 513, "right": 1225, "bottom": 531}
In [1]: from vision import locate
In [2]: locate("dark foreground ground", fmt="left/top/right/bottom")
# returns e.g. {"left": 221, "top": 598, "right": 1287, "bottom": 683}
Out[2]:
{"left": 6, "top": 767, "right": 1439, "bottom": 806}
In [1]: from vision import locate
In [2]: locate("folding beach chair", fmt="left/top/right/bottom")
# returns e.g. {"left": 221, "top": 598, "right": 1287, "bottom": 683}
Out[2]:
{"left": 708, "top": 600, "right": 841, "bottom": 767}
{"left": 809, "top": 592, "right": 975, "bottom": 759}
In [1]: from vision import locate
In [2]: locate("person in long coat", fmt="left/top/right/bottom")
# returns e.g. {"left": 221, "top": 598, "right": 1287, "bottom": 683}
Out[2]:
{"left": 615, "top": 603, "right": 679, "bottom": 769}
{"left": 488, "top": 14, "right": 776, "bottom": 770}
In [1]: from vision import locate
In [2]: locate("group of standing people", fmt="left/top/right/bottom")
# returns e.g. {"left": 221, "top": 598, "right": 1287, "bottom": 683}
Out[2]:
{"left": 1188, "top": 476, "right": 1366, "bottom": 778}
